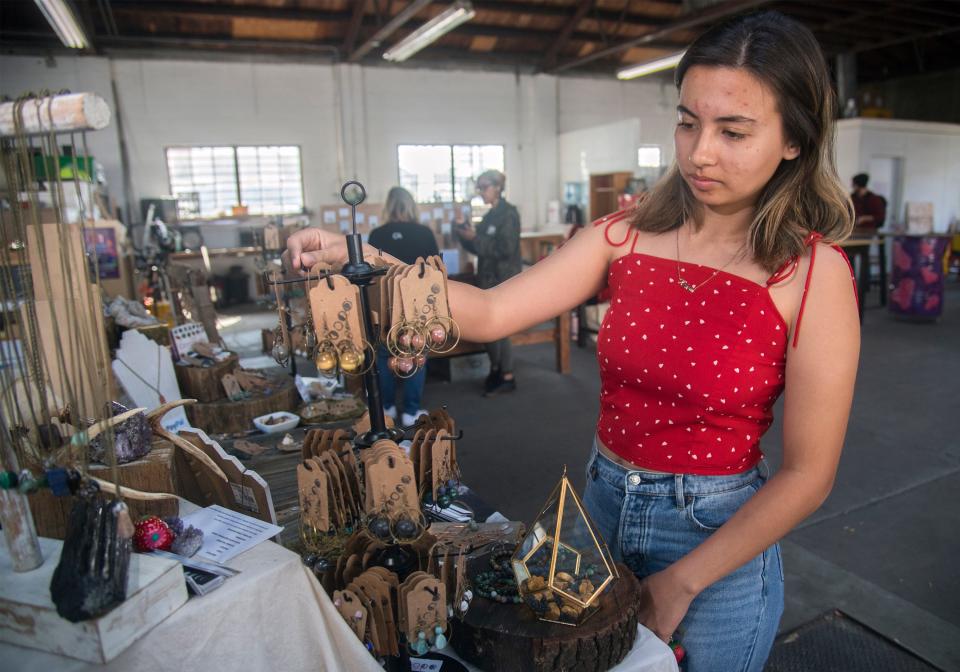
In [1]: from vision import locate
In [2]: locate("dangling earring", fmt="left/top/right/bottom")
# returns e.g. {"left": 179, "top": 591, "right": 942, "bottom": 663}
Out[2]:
{"left": 270, "top": 272, "right": 291, "bottom": 366}
{"left": 272, "top": 320, "right": 290, "bottom": 367}
{"left": 433, "top": 623, "right": 448, "bottom": 649}
{"left": 412, "top": 630, "right": 429, "bottom": 655}
{"left": 302, "top": 308, "right": 317, "bottom": 358}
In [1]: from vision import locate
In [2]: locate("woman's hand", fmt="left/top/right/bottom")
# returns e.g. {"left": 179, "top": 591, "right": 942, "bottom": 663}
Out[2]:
{"left": 637, "top": 569, "right": 696, "bottom": 643}
{"left": 283, "top": 227, "right": 351, "bottom": 272}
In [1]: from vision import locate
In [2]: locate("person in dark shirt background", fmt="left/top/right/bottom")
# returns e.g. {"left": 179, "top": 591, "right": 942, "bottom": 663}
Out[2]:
{"left": 455, "top": 169, "right": 522, "bottom": 397}
{"left": 368, "top": 186, "right": 439, "bottom": 425}
{"left": 851, "top": 173, "right": 886, "bottom": 230}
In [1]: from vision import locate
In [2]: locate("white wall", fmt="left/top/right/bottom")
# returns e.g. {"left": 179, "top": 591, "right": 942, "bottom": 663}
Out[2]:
{"left": 1, "top": 54, "right": 681, "bottom": 231}
{"left": 558, "top": 76, "right": 679, "bottom": 166}
{"left": 836, "top": 118, "right": 960, "bottom": 231}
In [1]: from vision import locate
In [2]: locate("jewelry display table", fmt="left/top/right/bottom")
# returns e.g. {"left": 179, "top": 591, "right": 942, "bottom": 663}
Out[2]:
{"left": 1, "top": 538, "right": 381, "bottom": 672}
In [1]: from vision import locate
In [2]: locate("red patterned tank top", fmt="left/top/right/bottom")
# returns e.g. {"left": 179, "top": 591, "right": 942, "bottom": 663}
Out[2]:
{"left": 595, "top": 211, "right": 856, "bottom": 475}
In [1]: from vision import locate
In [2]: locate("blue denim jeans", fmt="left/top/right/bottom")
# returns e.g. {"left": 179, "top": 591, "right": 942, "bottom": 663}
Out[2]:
{"left": 582, "top": 442, "right": 783, "bottom": 672}
{"left": 376, "top": 346, "right": 426, "bottom": 416}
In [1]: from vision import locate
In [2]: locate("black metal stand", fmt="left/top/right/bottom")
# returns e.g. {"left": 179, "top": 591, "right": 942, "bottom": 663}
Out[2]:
{"left": 266, "top": 181, "right": 414, "bottom": 446}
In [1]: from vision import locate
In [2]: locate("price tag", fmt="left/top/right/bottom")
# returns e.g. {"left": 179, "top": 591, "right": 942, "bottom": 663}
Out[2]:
{"left": 410, "top": 659, "right": 443, "bottom": 672}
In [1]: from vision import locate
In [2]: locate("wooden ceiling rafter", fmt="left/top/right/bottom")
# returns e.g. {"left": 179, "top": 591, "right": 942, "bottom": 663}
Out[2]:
{"left": 4, "top": 0, "right": 960, "bottom": 82}
{"left": 553, "top": 0, "right": 772, "bottom": 73}
{"left": 343, "top": 0, "right": 368, "bottom": 55}
{"left": 348, "top": 0, "right": 434, "bottom": 62}
{"left": 469, "top": 0, "right": 677, "bottom": 25}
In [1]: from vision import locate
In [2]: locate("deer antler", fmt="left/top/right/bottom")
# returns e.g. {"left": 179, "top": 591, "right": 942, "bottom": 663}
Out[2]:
{"left": 147, "top": 399, "right": 228, "bottom": 483}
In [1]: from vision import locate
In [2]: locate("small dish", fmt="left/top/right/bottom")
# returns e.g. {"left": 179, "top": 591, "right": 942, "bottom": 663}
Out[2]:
{"left": 252, "top": 411, "right": 300, "bottom": 434}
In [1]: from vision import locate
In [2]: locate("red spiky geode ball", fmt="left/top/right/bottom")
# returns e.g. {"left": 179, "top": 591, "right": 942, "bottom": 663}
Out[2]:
{"left": 133, "top": 516, "right": 174, "bottom": 552}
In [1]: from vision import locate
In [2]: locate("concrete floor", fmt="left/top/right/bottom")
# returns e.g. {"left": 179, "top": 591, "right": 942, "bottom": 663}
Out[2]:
{"left": 220, "top": 281, "right": 960, "bottom": 671}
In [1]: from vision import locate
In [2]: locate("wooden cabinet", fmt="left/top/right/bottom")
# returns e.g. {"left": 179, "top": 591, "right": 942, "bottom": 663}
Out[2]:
{"left": 589, "top": 171, "right": 634, "bottom": 221}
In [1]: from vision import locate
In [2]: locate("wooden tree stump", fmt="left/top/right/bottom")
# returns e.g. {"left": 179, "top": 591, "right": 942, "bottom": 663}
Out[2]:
{"left": 174, "top": 353, "right": 239, "bottom": 402}
{"left": 185, "top": 378, "right": 299, "bottom": 435}
{"left": 452, "top": 564, "right": 641, "bottom": 672}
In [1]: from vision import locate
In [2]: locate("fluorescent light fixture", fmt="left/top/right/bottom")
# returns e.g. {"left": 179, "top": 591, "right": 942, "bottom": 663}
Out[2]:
{"left": 383, "top": 0, "right": 475, "bottom": 62}
{"left": 34, "top": 0, "right": 89, "bottom": 49}
{"left": 616, "top": 51, "right": 685, "bottom": 80}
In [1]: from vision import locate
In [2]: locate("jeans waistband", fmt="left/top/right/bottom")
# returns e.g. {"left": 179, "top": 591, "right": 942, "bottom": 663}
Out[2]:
{"left": 589, "top": 439, "right": 765, "bottom": 497}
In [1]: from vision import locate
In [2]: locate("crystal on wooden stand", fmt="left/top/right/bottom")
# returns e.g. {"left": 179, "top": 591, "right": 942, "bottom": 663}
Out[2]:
{"left": 511, "top": 466, "right": 618, "bottom": 626}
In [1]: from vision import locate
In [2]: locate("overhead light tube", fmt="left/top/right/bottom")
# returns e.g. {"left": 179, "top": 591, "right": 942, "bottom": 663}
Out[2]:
{"left": 33, "top": 0, "right": 90, "bottom": 49}
{"left": 616, "top": 51, "right": 685, "bottom": 80}
{"left": 383, "top": 0, "right": 476, "bottom": 62}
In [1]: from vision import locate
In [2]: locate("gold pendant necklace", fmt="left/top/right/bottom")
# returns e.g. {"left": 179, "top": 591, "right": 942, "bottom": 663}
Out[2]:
{"left": 675, "top": 226, "right": 746, "bottom": 293}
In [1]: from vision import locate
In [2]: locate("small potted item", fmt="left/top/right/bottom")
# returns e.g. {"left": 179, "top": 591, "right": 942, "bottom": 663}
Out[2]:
{"left": 511, "top": 466, "right": 618, "bottom": 626}
{"left": 253, "top": 411, "right": 300, "bottom": 434}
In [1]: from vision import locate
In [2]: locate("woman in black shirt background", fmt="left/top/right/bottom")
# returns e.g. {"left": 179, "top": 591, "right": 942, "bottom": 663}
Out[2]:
{"left": 368, "top": 187, "right": 439, "bottom": 425}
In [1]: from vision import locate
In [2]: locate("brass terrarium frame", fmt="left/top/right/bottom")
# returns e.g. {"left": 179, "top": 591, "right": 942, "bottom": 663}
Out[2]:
{"left": 511, "top": 466, "right": 619, "bottom": 624}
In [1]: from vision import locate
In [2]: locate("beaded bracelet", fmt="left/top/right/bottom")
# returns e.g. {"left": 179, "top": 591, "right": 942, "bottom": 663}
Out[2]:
{"left": 0, "top": 467, "right": 80, "bottom": 497}
{"left": 472, "top": 570, "right": 523, "bottom": 604}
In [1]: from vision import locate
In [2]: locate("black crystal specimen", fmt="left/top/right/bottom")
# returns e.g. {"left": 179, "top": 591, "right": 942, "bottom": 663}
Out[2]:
{"left": 50, "top": 494, "right": 132, "bottom": 622}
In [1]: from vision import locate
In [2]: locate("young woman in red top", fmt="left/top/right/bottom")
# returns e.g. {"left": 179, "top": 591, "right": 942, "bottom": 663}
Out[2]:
{"left": 287, "top": 11, "right": 859, "bottom": 671}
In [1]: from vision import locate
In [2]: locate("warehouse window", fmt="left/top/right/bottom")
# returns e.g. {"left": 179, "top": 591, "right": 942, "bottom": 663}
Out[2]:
{"left": 166, "top": 145, "right": 304, "bottom": 219}
{"left": 637, "top": 145, "right": 662, "bottom": 168}
{"left": 237, "top": 146, "right": 304, "bottom": 216}
{"left": 398, "top": 144, "right": 504, "bottom": 204}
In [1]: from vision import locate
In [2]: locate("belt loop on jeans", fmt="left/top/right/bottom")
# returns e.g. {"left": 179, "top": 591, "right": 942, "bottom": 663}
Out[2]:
{"left": 674, "top": 474, "right": 685, "bottom": 509}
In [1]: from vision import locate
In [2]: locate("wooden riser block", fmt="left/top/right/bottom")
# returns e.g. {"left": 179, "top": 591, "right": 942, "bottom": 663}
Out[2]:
{"left": 185, "top": 380, "right": 299, "bottom": 435}
{"left": 0, "top": 537, "right": 187, "bottom": 664}
{"left": 27, "top": 442, "right": 180, "bottom": 539}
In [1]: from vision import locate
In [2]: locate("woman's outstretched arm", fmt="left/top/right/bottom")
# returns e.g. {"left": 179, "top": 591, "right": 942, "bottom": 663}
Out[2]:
{"left": 285, "top": 221, "right": 622, "bottom": 343}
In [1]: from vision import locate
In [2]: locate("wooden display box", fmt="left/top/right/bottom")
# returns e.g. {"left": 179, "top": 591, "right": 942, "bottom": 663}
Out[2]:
{"left": 0, "top": 536, "right": 187, "bottom": 664}
{"left": 185, "top": 379, "right": 300, "bottom": 435}
{"left": 28, "top": 442, "right": 180, "bottom": 539}
{"left": 174, "top": 352, "right": 239, "bottom": 402}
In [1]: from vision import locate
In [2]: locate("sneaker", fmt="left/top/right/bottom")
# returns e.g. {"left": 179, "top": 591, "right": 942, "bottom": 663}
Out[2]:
{"left": 483, "top": 368, "right": 501, "bottom": 393}
{"left": 383, "top": 406, "right": 397, "bottom": 421}
{"left": 402, "top": 409, "right": 428, "bottom": 426}
{"left": 483, "top": 376, "right": 517, "bottom": 397}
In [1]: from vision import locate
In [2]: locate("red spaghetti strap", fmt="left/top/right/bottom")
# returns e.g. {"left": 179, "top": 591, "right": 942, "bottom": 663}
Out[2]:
{"left": 591, "top": 209, "right": 632, "bottom": 247}
{"left": 791, "top": 236, "right": 820, "bottom": 348}
{"left": 834, "top": 243, "right": 860, "bottom": 313}
{"left": 630, "top": 229, "right": 641, "bottom": 254}
{"left": 766, "top": 257, "right": 799, "bottom": 286}
{"left": 790, "top": 233, "right": 859, "bottom": 348}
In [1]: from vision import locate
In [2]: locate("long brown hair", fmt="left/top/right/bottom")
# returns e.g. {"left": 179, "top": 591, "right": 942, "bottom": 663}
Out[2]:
{"left": 629, "top": 11, "right": 854, "bottom": 271}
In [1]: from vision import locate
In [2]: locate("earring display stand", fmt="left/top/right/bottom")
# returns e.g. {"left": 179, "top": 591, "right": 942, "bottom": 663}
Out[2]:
{"left": 334, "top": 181, "right": 401, "bottom": 447}
{"left": 269, "top": 181, "right": 403, "bottom": 447}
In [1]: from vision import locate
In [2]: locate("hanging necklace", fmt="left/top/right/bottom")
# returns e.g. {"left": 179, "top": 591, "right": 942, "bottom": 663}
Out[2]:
{"left": 115, "top": 348, "right": 166, "bottom": 403}
{"left": 675, "top": 226, "right": 747, "bottom": 293}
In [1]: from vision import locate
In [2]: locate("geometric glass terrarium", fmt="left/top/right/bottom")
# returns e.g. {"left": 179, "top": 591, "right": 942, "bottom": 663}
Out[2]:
{"left": 511, "top": 467, "right": 618, "bottom": 625}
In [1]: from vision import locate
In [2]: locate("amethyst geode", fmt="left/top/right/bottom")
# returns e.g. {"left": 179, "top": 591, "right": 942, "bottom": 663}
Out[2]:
{"left": 90, "top": 402, "right": 153, "bottom": 464}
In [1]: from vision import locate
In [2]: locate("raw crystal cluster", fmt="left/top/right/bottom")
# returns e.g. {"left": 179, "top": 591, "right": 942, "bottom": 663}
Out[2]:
{"left": 89, "top": 402, "right": 152, "bottom": 464}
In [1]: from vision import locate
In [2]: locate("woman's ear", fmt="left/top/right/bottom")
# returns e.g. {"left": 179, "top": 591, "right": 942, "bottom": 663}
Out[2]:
{"left": 783, "top": 142, "right": 801, "bottom": 160}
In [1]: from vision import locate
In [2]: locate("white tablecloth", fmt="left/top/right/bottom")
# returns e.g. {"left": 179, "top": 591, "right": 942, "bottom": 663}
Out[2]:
{"left": 3, "top": 540, "right": 381, "bottom": 672}
{"left": 4, "top": 539, "right": 676, "bottom": 672}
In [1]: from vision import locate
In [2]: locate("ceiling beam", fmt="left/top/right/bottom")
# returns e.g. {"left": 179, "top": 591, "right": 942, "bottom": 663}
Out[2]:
{"left": 110, "top": 2, "right": 350, "bottom": 22}
{"left": 349, "top": 0, "right": 434, "bottom": 62}
{"left": 846, "top": 23, "right": 960, "bottom": 56}
{"left": 91, "top": 33, "right": 343, "bottom": 57}
{"left": 343, "top": 0, "right": 367, "bottom": 55}
{"left": 541, "top": 0, "right": 594, "bottom": 71}
{"left": 470, "top": 0, "right": 673, "bottom": 26}
{"left": 552, "top": 0, "right": 772, "bottom": 73}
